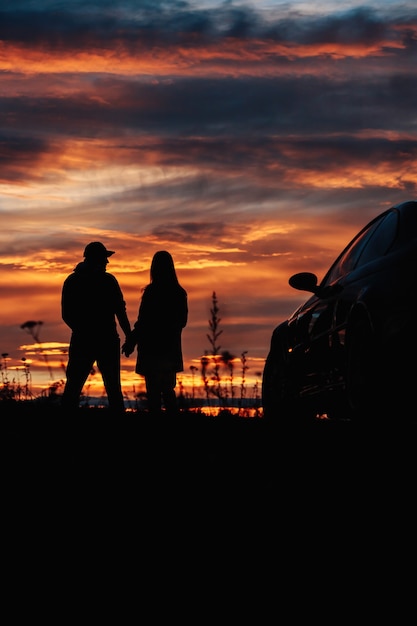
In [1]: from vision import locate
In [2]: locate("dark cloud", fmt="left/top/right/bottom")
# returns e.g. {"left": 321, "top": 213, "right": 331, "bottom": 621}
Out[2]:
{"left": 1, "top": 3, "right": 416, "bottom": 51}
{"left": 1, "top": 68, "right": 416, "bottom": 142}
{"left": 0, "top": 133, "right": 50, "bottom": 181}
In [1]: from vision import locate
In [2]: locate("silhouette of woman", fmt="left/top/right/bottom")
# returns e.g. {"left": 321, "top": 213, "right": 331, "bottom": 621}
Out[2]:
{"left": 122, "top": 251, "right": 188, "bottom": 415}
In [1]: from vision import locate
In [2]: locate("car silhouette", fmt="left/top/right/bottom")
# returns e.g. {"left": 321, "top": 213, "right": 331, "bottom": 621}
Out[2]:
{"left": 262, "top": 199, "right": 417, "bottom": 423}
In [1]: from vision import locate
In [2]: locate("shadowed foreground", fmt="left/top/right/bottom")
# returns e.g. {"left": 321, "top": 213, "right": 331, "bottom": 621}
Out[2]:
{"left": 4, "top": 404, "right": 417, "bottom": 504}
{"left": 3, "top": 401, "right": 417, "bottom": 610}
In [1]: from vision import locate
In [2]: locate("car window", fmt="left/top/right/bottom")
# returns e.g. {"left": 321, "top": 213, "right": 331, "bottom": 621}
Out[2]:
{"left": 355, "top": 210, "right": 397, "bottom": 267}
{"left": 323, "top": 211, "right": 397, "bottom": 285}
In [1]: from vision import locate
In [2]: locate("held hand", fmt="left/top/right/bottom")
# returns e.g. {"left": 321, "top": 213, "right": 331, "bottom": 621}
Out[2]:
{"left": 121, "top": 341, "right": 134, "bottom": 357}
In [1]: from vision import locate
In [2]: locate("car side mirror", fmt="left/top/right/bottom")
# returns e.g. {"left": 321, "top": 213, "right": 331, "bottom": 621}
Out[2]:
{"left": 289, "top": 272, "right": 319, "bottom": 294}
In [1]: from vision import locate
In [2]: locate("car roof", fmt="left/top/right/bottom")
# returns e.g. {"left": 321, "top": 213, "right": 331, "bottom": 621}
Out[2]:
{"left": 392, "top": 200, "right": 417, "bottom": 243}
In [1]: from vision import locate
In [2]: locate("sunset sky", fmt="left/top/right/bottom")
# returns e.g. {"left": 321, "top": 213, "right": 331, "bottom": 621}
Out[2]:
{"left": 1, "top": 0, "right": 416, "bottom": 401}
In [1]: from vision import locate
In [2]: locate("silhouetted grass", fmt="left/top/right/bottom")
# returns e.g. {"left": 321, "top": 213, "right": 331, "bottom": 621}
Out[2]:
{"left": 1, "top": 292, "right": 263, "bottom": 417}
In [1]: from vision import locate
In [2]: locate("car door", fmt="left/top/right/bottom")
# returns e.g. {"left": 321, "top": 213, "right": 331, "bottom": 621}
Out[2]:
{"left": 289, "top": 211, "right": 395, "bottom": 391}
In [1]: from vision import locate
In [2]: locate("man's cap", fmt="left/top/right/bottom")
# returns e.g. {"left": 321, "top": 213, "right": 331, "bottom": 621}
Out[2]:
{"left": 83, "top": 241, "right": 115, "bottom": 259}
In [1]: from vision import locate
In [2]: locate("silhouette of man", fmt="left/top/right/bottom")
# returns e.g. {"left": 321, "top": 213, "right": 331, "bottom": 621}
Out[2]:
{"left": 61, "top": 241, "right": 131, "bottom": 415}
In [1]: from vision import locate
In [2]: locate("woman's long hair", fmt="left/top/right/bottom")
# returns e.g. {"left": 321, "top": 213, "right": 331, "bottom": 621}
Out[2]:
{"left": 150, "top": 250, "right": 180, "bottom": 286}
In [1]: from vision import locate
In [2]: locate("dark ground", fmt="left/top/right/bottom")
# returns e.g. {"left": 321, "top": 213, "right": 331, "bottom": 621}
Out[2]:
{"left": 3, "top": 403, "right": 417, "bottom": 614}
{"left": 4, "top": 404, "right": 417, "bottom": 502}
